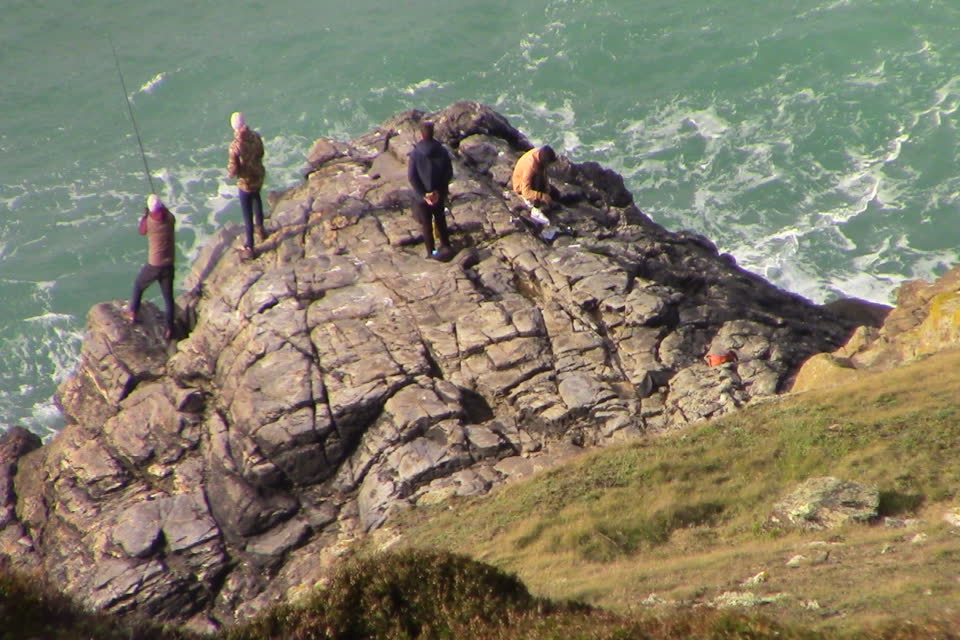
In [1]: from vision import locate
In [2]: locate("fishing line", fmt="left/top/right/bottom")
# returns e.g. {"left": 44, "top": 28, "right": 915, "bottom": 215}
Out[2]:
{"left": 109, "top": 34, "right": 155, "bottom": 195}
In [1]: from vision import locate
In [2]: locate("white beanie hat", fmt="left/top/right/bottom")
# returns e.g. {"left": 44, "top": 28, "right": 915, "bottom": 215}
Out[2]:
{"left": 147, "top": 193, "right": 162, "bottom": 212}
{"left": 231, "top": 111, "right": 245, "bottom": 131}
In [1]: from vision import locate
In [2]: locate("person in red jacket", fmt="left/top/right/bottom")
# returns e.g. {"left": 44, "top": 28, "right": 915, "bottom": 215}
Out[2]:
{"left": 124, "top": 193, "right": 176, "bottom": 339}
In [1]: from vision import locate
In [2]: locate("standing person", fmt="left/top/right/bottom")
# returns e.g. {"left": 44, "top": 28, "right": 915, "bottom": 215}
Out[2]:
{"left": 511, "top": 145, "right": 558, "bottom": 224}
{"left": 407, "top": 121, "right": 454, "bottom": 260}
{"left": 124, "top": 194, "right": 176, "bottom": 340}
{"left": 228, "top": 111, "right": 266, "bottom": 259}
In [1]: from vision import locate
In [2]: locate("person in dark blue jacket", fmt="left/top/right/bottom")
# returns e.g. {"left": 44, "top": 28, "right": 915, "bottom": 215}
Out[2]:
{"left": 407, "top": 121, "right": 454, "bottom": 259}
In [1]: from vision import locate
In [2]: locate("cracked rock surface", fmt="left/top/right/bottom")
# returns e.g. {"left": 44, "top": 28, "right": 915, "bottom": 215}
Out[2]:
{"left": 0, "top": 102, "right": 863, "bottom": 628}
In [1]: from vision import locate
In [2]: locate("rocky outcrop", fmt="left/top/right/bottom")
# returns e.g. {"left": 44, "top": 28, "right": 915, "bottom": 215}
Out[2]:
{"left": 792, "top": 266, "right": 960, "bottom": 392}
{"left": 768, "top": 477, "right": 879, "bottom": 531}
{"left": 0, "top": 102, "right": 863, "bottom": 627}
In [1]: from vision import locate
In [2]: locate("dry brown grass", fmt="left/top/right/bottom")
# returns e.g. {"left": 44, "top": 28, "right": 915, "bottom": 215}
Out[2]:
{"left": 387, "top": 349, "right": 960, "bottom": 634}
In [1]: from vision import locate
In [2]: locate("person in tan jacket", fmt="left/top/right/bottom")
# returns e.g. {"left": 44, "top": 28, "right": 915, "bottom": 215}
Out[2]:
{"left": 228, "top": 111, "right": 266, "bottom": 258}
{"left": 511, "top": 145, "right": 558, "bottom": 208}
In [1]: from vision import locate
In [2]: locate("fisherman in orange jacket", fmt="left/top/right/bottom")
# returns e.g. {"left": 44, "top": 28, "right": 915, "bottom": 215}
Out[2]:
{"left": 511, "top": 145, "right": 558, "bottom": 208}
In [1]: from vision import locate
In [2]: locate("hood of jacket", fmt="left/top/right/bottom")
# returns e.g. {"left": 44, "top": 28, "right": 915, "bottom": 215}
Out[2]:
{"left": 409, "top": 138, "right": 452, "bottom": 195}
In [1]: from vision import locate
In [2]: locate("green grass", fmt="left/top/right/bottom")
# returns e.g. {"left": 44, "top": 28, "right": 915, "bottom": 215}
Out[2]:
{"left": 218, "top": 551, "right": 960, "bottom": 639}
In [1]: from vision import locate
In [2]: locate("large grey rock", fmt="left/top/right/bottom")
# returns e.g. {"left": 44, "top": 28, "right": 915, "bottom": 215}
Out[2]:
{"left": 769, "top": 477, "right": 880, "bottom": 530}
{"left": 944, "top": 507, "right": 960, "bottom": 528}
{"left": 0, "top": 101, "right": 862, "bottom": 626}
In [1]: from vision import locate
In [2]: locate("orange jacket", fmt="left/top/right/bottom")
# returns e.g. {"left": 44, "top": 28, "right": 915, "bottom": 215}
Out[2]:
{"left": 511, "top": 147, "right": 552, "bottom": 203}
{"left": 705, "top": 351, "right": 738, "bottom": 367}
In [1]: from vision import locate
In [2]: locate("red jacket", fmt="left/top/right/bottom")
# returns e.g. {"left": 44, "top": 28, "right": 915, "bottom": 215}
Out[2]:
{"left": 139, "top": 206, "right": 175, "bottom": 267}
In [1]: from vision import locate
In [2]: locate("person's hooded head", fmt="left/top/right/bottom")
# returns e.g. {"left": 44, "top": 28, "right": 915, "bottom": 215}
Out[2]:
{"left": 231, "top": 111, "right": 246, "bottom": 132}
{"left": 539, "top": 145, "right": 557, "bottom": 164}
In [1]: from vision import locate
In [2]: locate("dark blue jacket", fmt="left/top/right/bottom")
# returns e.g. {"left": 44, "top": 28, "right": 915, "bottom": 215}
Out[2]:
{"left": 408, "top": 139, "right": 453, "bottom": 198}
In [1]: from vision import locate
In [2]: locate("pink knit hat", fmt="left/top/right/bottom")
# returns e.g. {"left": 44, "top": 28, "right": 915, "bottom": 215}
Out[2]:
{"left": 231, "top": 111, "right": 245, "bottom": 131}
{"left": 147, "top": 194, "right": 163, "bottom": 212}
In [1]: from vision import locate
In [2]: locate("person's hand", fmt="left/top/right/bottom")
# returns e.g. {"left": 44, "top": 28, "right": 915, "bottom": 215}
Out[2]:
{"left": 425, "top": 191, "right": 440, "bottom": 206}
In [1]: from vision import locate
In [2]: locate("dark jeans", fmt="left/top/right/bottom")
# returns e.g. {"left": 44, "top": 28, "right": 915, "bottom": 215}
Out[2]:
{"left": 412, "top": 198, "right": 450, "bottom": 255}
{"left": 131, "top": 263, "right": 175, "bottom": 331}
{"left": 239, "top": 188, "right": 263, "bottom": 249}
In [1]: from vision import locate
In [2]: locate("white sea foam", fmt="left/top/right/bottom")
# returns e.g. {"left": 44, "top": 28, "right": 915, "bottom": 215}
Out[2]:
{"left": 847, "top": 61, "right": 887, "bottom": 88}
{"left": 797, "top": 0, "right": 853, "bottom": 21}
{"left": 617, "top": 88, "right": 888, "bottom": 303}
{"left": 911, "top": 40, "right": 933, "bottom": 58}
{"left": 729, "top": 237, "right": 827, "bottom": 302}
{"left": 908, "top": 249, "right": 960, "bottom": 281}
{"left": 30, "top": 401, "right": 64, "bottom": 441}
{"left": 842, "top": 239, "right": 959, "bottom": 303}
{"left": 0, "top": 182, "right": 27, "bottom": 210}
{"left": 0, "top": 309, "right": 82, "bottom": 438}
{"left": 561, "top": 130, "right": 582, "bottom": 154}
{"left": 821, "top": 173, "right": 880, "bottom": 225}
{"left": 519, "top": 38, "right": 549, "bottom": 71}
{"left": 931, "top": 75, "right": 960, "bottom": 115}
{"left": 399, "top": 78, "right": 444, "bottom": 96}
{"left": 677, "top": 111, "right": 730, "bottom": 141}
{"left": 24, "top": 311, "right": 73, "bottom": 324}
{"left": 49, "top": 332, "right": 84, "bottom": 383}
{"left": 510, "top": 96, "right": 578, "bottom": 149}
{"left": 531, "top": 99, "right": 576, "bottom": 129}
{"left": 827, "top": 271, "right": 901, "bottom": 305}
{"left": 135, "top": 70, "right": 172, "bottom": 97}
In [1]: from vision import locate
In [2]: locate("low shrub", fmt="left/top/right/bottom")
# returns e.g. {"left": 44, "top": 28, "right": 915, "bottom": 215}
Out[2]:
{"left": 225, "top": 549, "right": 569, "bottom": 640}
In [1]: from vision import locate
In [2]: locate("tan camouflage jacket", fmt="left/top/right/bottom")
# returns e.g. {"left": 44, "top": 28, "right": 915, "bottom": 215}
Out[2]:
{"left": 228, "top": 127, "right": 265, "bottom": 192}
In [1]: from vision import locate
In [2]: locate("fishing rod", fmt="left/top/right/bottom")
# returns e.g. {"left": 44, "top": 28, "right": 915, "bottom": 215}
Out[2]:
{"left": 109, "top": 34, "right": 155, "bottom": 195}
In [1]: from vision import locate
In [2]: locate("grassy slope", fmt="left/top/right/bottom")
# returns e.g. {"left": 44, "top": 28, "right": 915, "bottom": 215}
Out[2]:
{"left": 5, "top": 349, "right": 960, "bottom": 639}
{"left": 384, "top": 347, "right": 960, "bottom": 633}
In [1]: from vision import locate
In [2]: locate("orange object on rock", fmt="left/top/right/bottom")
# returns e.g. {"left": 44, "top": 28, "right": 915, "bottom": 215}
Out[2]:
{"left": 705, "top": 350, "right": 738, "bottom": 366}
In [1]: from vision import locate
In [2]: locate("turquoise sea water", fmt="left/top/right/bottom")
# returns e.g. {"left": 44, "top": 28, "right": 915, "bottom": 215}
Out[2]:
{"left": 3, "top": 0, "right": 960, "bottom": 437}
